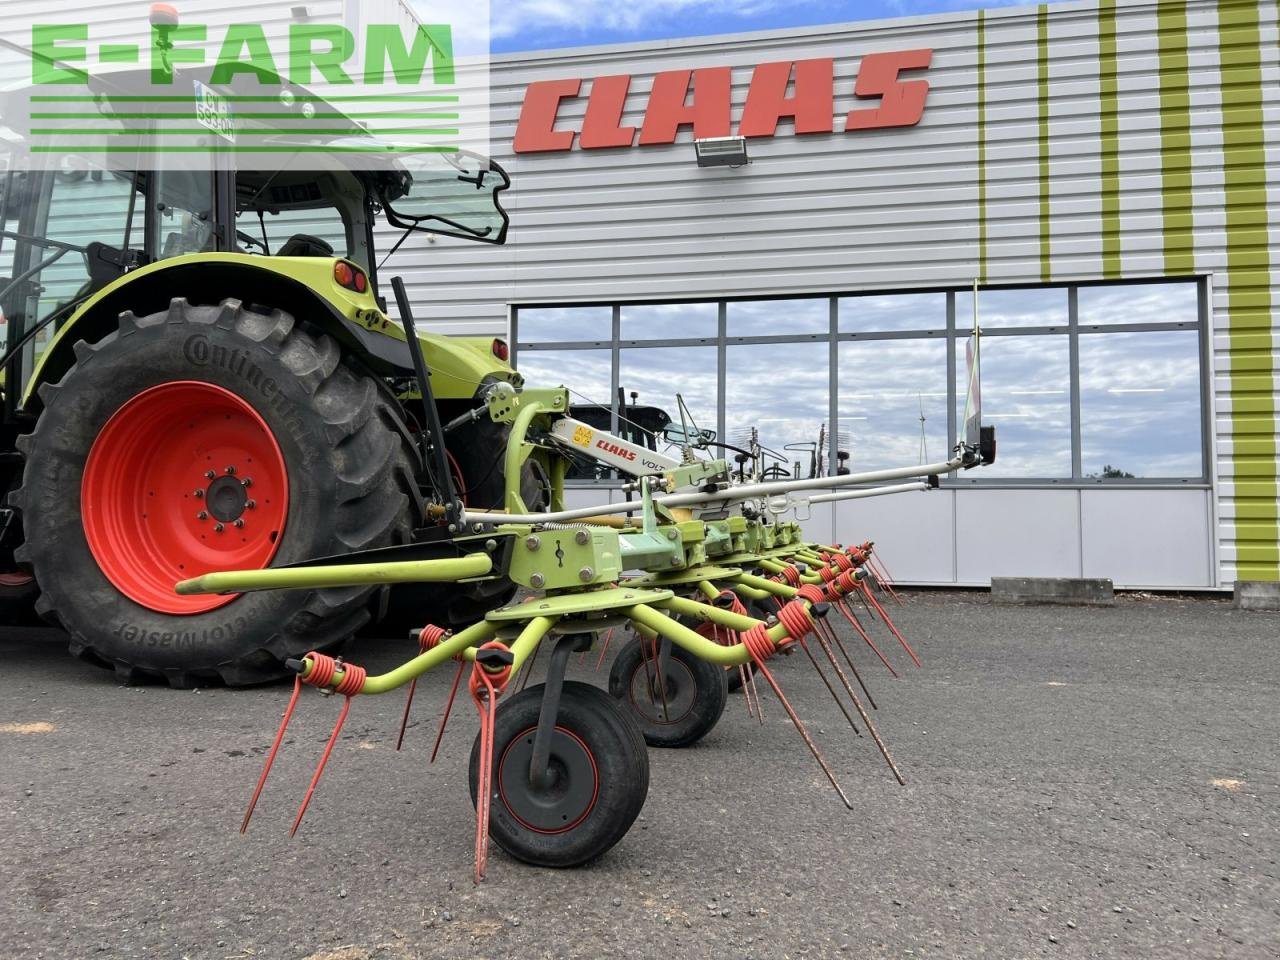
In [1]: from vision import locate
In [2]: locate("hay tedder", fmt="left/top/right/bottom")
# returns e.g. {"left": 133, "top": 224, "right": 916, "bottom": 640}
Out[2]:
{"left": 175, "top": 270, "right": 994, "bottom": 877}
{"left": 0, "top": 23, "right": 998, "bottom": 877}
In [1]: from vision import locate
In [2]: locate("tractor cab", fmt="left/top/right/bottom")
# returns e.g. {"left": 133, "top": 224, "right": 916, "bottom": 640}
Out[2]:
{"left": 0, "top": 62, "right": 512, "bottom": 419}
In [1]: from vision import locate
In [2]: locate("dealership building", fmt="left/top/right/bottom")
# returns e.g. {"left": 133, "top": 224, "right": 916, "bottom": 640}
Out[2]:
{"left": 403, "top": 0, "right": 1279, "bottom": 592}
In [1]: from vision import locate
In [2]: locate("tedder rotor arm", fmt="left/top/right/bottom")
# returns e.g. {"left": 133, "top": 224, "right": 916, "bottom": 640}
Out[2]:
{"left": 461, "top": 456, "right": 963, "bottom": 526}
{"left": 544, "top": 415, "right": 683, "bottom": 476}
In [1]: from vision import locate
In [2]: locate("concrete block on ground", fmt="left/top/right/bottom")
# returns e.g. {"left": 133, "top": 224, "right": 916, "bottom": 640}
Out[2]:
{"left": 991, "top": 576, "right": 1114, "bottom": 606}
{"left": 1234, "top": 581, "right": 1280, "bottom": 612}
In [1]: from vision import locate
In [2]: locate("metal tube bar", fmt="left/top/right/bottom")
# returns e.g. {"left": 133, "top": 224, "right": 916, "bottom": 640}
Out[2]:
{"left": 461, "top": 458, "right": 964, "bottom": 526}
{"left": 176, "top": 554, "right": 494, "bottom": 595}
{"left": 805, "top": 481, "right": 930, "bottom": 505}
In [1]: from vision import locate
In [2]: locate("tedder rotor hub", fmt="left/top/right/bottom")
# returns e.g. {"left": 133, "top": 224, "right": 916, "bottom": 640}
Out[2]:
{"left": 497, "top": 725, "right": 600, "bottom": 834}
{"left": 80, "top": 381, "right": 289, "bottom": 615}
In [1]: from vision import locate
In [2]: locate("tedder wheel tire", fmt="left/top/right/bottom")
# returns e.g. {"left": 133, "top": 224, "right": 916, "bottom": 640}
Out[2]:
{"left": 469, "top": 681, "right": 649, "bottom": 868}
{"left": 607, "top": 635, "right": 728, "bottom": 748}
{"left": 11, "top": 298, "right": 419, "bottom": 687}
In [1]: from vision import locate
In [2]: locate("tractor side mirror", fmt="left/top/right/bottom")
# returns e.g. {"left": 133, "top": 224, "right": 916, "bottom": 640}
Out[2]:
{"left": 662, "top": 424, "right": 716, "bottom": 447}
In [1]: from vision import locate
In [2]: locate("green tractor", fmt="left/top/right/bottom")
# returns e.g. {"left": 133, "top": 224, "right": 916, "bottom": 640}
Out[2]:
{"left": 0, "top": 64, "right": 541, "bottom": 685}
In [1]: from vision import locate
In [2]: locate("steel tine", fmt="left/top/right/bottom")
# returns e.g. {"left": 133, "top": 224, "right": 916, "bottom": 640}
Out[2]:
{"left": 797, "top": 637, "right": 860, "bottom": 735}
{"left": 819, "top": 617, "right": 878, "bottom": 710}
{"left": 241, "top": 676, "right": 302, "bottom": 833}
{"left": 747, "top": 652, "right": 853, "bottom": 809}
{"left": 745, "top": 658, "right": 764, "bottom": 724}
{"left": 429, "top": 660, "right": 467, "bottom": 764}
{"left": 594, "top": 628, "right": 614, "bottom": 671}
{"left": 814, "top": 635, "right": 906, "bottom": 787}
{"left": 862, "top": 582, "right": 921, "bottom": 668}
{"left": 395, "top": 678, "right": 418, "bottom": 751}
{"left": 837, "top": 599, "right": 899, "bottom": 678}
{"left": 289, "top": 694, "right": 353, "bottom": 837}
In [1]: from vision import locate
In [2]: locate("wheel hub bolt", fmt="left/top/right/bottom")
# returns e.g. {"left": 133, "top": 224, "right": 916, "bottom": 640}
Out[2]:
{"left": 245, "top": 499, "right": 256, "bottom": 510}
{"left": 234, "top": 519, "right": 245, "bottom": 529}
{"left": 204, "top": 470, "right": 216, "bottom": 480}
{"left": 242, "top": 477, "right": 253, "bottom": 488}
{"left": 225, "top": 465, "right": 236, "bottom": 475}
{"left": 214, "top": 523, "right": 225, "bottom": 533}
{"left": 196, "top": 511, "right": 208, "bottom": 521}
{"left": 194, "top": 489, "right": 204, "bottom": 499}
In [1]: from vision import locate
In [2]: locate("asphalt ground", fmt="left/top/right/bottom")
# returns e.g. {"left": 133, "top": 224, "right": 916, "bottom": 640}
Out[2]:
{"left": 3, "top": 591, "right": 1278, "bottom": 960}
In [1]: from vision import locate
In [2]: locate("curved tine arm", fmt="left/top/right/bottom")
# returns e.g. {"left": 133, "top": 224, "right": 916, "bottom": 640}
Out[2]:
{"left": 626, "top": 603, "right": 790, "bottom": 667}
{"left": 731, "top": 571, "right": 799, "bottom": 599}
{"left": 297, "top": 619, "right": 500, "bottom": 695}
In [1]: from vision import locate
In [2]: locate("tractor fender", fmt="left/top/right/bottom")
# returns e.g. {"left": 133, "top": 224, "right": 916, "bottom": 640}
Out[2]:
{"left": 21, "top": 254, "right": 517, "bottom": 411}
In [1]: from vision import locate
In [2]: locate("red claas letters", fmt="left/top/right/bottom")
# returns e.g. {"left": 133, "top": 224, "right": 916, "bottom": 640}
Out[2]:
{"left": 513, "top": 50, "right": 933, "bottom": 154}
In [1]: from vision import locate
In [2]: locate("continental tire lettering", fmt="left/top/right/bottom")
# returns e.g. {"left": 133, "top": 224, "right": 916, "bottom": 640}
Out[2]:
{"left": 182, "top": 334, "right": 304, "bottom": 437}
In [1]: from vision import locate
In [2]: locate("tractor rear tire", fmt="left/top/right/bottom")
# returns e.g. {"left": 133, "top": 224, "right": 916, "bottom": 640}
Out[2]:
{"left": 11, "top": 298, "right": 419, "bottom": 687}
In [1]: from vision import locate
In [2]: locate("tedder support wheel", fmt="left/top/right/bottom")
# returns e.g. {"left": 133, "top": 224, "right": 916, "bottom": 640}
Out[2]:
{"left": 608, "top": 635, "right": 728, "bottom": 748}
{"left": 468, "top": 681, "right": 649, "bottom": 868}
{"left": 12, "top": 298, "right": 419, "bottom": 687}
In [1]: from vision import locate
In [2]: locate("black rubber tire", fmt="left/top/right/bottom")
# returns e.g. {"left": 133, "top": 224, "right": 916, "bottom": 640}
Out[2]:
{"left": 10, "top": 297, "right": 419, "bottom": 687}
{"left": 608, "top": 635, "right": 728, "bottom": 747}
{"left": 0, "top": 572, "right": 40, "bottom": 626}
{"left": 469, "top": 681, "right": 648, "bottom": 868}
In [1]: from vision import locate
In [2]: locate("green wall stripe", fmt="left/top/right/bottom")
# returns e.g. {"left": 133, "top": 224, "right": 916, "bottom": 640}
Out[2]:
{"left": 1217, "top": 0, "right": 1279, "bottom": 580}
{"left": 977, "top": 10, "right": 989, "bottom": 285}
{"left": 1037, "top": 5, "right": 1051, "bottom": 283}
{"left": 1098, "top": 0, "right": 1121, "bottom": 278}
{"left": 1157, "top": 1, "right": 1194, "bottom": 276}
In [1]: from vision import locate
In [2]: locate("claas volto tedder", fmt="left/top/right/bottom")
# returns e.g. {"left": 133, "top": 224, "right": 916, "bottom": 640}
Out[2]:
{"left": 0, "top": 23, "right": 994, "bottom": 879}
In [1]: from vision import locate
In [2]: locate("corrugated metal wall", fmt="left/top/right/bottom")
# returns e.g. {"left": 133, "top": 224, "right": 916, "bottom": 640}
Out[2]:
{"left": 394, "top": 0, "right": 1278, "bottom": 588}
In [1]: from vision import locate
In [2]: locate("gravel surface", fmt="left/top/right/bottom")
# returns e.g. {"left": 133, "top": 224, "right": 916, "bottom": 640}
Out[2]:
{"left": 3, "top": 592, "right": 1278, "bottom": 959}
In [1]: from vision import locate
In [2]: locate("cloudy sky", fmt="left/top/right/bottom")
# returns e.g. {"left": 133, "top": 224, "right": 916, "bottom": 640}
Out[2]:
{"left": 487, "top": 0, "right": 1066, "bottom": 53}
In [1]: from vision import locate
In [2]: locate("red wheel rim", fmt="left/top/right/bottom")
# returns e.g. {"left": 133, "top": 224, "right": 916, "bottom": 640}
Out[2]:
{"left": 81, "top": 381, "right": 289, "bottom": 615}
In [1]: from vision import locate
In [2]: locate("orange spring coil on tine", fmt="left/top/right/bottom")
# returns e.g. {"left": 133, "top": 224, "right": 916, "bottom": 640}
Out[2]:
{"left": 289, "top": 653, "right": 366, "bottom": 837}
{"left": 717, "top": 589, "right": 748, "bottom": 616}
{"left": 823, "top": 570, "right": 860, "bottom": 602}
{"left": 776, "top": 600, "right": 816, "bottom": 648}
{"left": 818, "top": 564, "right": 839, "bottom": 584}
{"left": 395, "top": 624, "right": 451, "bottom": 752}
{"left": 829, "top": 552, "right": 854, "bottom": 572}
{"left": 775, "top": 564, "right": 802, "bottom": 587}
{"left": 796, "top": 584, "right": 826, "bottom": 605}
{"left": 469, "top": 641, "right": 513, "bottom": 883}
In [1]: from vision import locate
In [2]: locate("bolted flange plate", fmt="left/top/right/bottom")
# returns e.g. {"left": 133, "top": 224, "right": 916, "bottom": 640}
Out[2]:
{"left": 624, "top": 565, "right": 744, "bottom": 589}
{"left": 485, "top": 586, "right": 674, "bottom": 622}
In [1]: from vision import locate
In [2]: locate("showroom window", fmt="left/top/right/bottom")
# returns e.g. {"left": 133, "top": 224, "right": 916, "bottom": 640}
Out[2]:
{"left": 513, "top": 279, "right": 1206, "bottom": 485}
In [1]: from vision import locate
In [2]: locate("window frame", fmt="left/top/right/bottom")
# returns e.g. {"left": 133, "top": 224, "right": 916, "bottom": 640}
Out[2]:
{"left": 512, "top": 277, "right": 1210, "bottom": 489}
